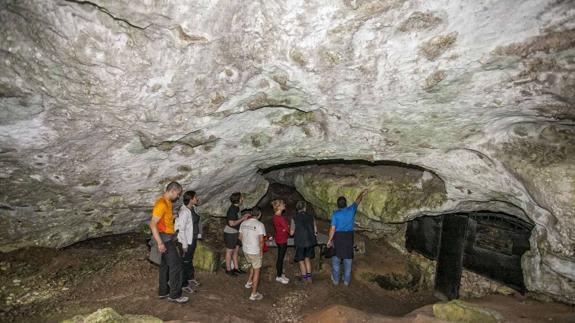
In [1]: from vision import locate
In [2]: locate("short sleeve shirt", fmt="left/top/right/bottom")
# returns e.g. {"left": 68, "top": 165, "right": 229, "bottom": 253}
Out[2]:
{"left": 331, "top": 202, "right": 358, "bottom": 232}
{"left": 152, "top": 197, "right": 174, "bottom": 234}
{"left": 224, "top": 205, "right": 240, "bottom": 233}
{"left": 239, "top": 218, "right": 266, "bottom": 254}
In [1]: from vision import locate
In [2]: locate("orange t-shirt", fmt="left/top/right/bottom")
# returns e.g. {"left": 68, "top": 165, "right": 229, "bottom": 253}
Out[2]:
{"left": 152, "top": 196, "right": 174, "bottom": 234}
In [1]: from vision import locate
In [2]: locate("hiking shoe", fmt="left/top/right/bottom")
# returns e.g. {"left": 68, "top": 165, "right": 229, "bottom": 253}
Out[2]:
{"left": 245, "top": 281, "right": 253, "bottom": 289}
{"left": 234, "top": 268, "right": 246, "bottom": 275}
{"left": 188, "top": 279, "right": 200, "bottom": 287}
{"left": 182, "top": 286, "right": 195, "bottom": 294}
{"left": 275, "top": 276, "right": 289, "bottom": 285}
{"left": 249, "top": 292, "right": 263, "bottom": 301}
{"left": 226, "top": 270, "right": 238, "bottom": 277}
{"left": 168, "top": 296, "right": 189, "bottom": 303}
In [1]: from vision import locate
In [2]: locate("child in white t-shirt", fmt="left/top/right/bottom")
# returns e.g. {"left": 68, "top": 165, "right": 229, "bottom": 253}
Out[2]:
{"left": 239, "top": 207, "right": 266, "bottom": 301}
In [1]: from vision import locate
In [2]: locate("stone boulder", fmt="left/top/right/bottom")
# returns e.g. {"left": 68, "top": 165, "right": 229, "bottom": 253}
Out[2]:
{"left": 267, "top": 164, "right": 446, "bottom": 237}
{"left": 193, "top": 241, "right": 219, "bottom": 273}
{"left": 432, "top": 300, "right": 503, "bottom": 323}
{"left": 62, "top": 308, "right": 162, "bottom": 323}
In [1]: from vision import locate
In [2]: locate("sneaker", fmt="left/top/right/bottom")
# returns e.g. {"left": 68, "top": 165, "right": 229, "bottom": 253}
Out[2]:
{"left": 188, "top": 279, "right": 200, "bottom": 287}
{"left": 182, "top": 286, "right": 195, "bottom": 294}
{"left": 168, "top": 296, "right": 189, "bottom": 303}
{"left": 245, "top": 281, "right": 253, "bottom": 289}
{"left": 249, "top": 292, "right": 263, "bottom": 301}
{"left": 281, "top": 274, "right": 290, "bottom": 283}
{"left": 158, "top": 294, "right": 169, "bottom": 299}
{"left": 226, "top": 270, "right": 238, "bottom": 277}
{"left": 331, "top": 276, "right": 339, "bottom": 286}
{"left": 234, "top": 268, "right": 246, "bottom": 275}
{"left": 275, "top": 276, "right": 289, "bottom": 285}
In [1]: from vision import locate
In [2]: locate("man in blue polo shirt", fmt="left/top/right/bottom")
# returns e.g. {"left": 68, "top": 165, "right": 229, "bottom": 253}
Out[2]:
{"left": 327, "top": 189, "right": 368, "bottom": 286}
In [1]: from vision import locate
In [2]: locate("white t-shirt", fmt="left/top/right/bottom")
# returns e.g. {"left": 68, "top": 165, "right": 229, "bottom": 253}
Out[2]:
{"left": 239, "top": 218, "right": 266, "bottom": 255}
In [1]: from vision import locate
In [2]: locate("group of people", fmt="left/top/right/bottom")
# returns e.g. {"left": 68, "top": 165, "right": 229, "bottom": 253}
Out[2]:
{"left": 149, "top": 181, "right": 368, "bottom": 303}
{"left": 220, "top": 191, "right": 321, "bottom": 301}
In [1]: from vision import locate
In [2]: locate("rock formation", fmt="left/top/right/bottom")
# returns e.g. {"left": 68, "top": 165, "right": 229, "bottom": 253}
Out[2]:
{"left": 0, "top": 0, "right": 574, "bottom": 303}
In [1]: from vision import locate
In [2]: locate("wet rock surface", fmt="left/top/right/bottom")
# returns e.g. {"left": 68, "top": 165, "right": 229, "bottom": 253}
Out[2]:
{"left": 0, "top": 0, "right": 574, "bottom": 303}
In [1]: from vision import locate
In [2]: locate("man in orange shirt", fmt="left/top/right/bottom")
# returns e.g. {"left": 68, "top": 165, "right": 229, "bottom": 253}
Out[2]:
{"left": 150, "top": 181, "right": 188, "bottom": 303}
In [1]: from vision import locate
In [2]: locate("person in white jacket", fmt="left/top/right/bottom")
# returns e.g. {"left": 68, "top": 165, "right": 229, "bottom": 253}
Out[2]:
{"left": 176, "top": 191, "right": 203, "bottom": 293}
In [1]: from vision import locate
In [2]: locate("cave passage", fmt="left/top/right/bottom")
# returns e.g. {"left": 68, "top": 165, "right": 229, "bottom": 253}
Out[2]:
{"left": 406, "top": 212, "right": 534, "bottom": 299}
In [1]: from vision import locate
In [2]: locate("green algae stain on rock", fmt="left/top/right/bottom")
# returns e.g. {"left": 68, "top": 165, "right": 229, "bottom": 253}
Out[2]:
{"left": 177, "top": 165, "right": 192, "bottom": 173}
{"left": 273, "top": 111, "right": 316, "bottom": 127}
{"left": 292, "top": 165, "right": 446, "bottom": 226}
{"left": 433, "top": 300, "right": 503, "bottom": 323}
{"left": 193, "top": 241, "right": 220, "bottom": 273}
{"left": 243, "top": 132, "right": 272, "bottom": 148}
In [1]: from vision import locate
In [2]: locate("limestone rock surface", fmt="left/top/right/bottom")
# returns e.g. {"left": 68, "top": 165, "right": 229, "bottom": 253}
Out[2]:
{"left": 266, "top": 163, "right": 445, "bottom": 244}
{"left": 62, "top": 307, "right": 162, "bottom": 323}
{"left": 193, "top": 240, "right": 219, "bottom": 273}
{"left": 433, "top": 300, "right": 502, "bottom": 323}
{"left": 0, "top": 0, "right": 574, "bottom": 303}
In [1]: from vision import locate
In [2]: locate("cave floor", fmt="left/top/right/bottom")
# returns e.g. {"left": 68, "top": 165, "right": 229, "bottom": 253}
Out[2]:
{"left": 1, "top": 231, "right": 574, "bottom": 322}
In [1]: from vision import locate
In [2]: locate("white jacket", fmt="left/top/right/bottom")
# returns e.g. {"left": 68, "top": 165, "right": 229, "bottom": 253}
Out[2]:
{"left": 176, "top": 205, "right": 195, "bottom": 246}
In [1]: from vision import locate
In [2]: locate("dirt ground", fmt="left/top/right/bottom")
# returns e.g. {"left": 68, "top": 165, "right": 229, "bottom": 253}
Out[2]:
{"left": 0, "top": 228, "right": 435, "bottom": 323}
{"left": 1, "top": 227, "right": 574, "bottom": 323}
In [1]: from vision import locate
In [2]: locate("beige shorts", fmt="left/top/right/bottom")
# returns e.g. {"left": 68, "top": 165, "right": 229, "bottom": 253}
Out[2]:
{"left": 245, "top": 253, "right": 262, "bottom": 269}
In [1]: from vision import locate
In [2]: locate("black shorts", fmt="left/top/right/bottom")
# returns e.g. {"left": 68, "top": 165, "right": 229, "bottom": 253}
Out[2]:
{"left": 224, "top": 232, "right": 241, "bottom": 249}
{"left": 294, "top": 246, "right": 315, "bottom": 262}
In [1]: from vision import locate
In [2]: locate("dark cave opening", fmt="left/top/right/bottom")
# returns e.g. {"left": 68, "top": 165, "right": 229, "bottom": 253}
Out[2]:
{"left": 406, "top": 211, "right": 534, "bottom": 300}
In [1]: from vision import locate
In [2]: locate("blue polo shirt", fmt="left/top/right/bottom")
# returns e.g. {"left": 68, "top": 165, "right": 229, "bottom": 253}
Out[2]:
{"left": 331, "top": 202, "right": 358, "bottom": 232}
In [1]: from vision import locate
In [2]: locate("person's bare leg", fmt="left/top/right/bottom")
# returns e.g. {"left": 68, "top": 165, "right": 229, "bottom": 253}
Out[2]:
{"left": 233, "top": 245, "right": 240, "bottom": 270}
{"left": 252, "top": 267, "right": 260, "bottom": 295}
{"left": 304, "top": 258, "right": 312, "bottom": 276}
{"left": 298, "top": 261, "right": 306, "bottom": 277}
{"left": 248, "top": 266, "right": 254, "bottom": 285}
{"left": 304, "top": 258, "right": 312, "bottom": 283}
{"left": 225, "top": 249, "right": 233, "bottom": 271}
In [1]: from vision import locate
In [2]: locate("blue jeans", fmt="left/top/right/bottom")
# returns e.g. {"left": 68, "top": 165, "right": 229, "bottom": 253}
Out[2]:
{"left": 331, "top": 256, "right": 353, "bottom": 285}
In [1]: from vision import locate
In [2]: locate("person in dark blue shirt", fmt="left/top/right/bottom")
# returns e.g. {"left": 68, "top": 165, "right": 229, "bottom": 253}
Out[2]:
{"left": 327, "top": 189, "right": 368, "bottom": 286}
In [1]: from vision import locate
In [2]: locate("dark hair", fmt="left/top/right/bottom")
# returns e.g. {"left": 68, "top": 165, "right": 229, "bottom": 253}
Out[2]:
{"left": 241, "top": 208, "right": 252, "bottom": 216}
{"left": 166, "top": 181, "right": 182, "bottom": 192}
{"left": 183, "top": 190, "right": 196, "bottom": 206}
{"left": 337, "top": 196, "right": 347, "bottom": 209}
{"left": 230, "top": 192, "right": 242, "bottom": 204}
{"left": 252, "top": 206, "right": 262, "bottom": 218}
{"left": 296, "top": 201, "right": 307, "bottom": 212}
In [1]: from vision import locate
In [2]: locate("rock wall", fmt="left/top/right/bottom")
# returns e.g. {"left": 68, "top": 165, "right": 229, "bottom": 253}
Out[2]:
{"left": 265, "top": 163, "right": 445, "bottom": 249}
{"left": 0, "top": 0, "right": 574, "bottom": 303}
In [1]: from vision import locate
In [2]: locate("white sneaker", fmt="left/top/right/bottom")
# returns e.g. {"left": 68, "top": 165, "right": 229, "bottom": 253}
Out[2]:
{"left": 275, "top": 276, "right": 289, "bottom": 284}
{"left": 168, "top": 296, "right": 189, "bottom": 303}
{"left": 249, "top": 292, "right": 263, "bottom": 301}
{"left": 245, "top": 281, "right": 253, "bottom": 289}
{"left": 281, "top": 275, "right": 290, "bottom": 283}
